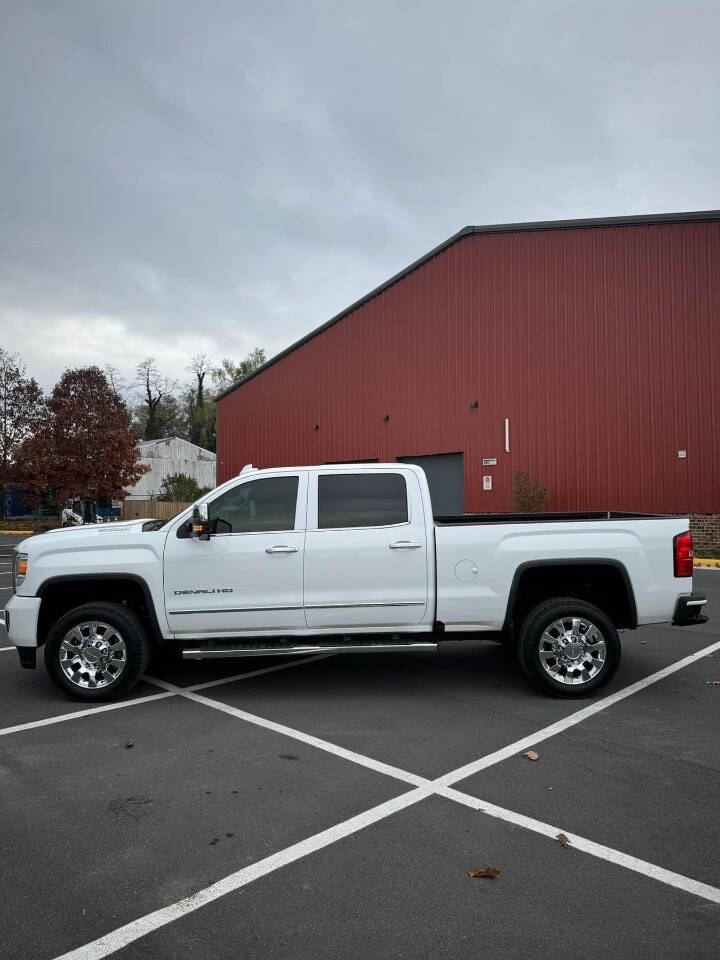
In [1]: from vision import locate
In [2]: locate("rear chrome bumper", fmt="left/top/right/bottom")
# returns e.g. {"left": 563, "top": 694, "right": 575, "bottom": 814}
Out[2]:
{"left": 672, "top": 594, "right": 708, "bottom": 626}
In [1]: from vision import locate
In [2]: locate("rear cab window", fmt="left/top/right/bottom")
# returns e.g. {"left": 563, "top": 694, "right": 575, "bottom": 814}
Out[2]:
{"left": 317, "top": 473, "right": 408, "bottom": 529}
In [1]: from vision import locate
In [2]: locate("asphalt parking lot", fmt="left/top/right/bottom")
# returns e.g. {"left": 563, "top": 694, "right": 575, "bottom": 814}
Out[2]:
{"left": 1, "top": 534, "right": 719, "bottom": 959}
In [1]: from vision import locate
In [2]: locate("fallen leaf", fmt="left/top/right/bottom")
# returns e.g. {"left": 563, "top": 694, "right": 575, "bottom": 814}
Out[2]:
{"left": 523, "top": 750, "right": 540, "bottom": 761}
{"left": 468, "top": 866, "right": 502, "bottom": 879}
{"left": 125, "top": 739, "right": 134, "bottom": 749}
{"left": 556, "top": 833, "right": 571, "bottom": 847}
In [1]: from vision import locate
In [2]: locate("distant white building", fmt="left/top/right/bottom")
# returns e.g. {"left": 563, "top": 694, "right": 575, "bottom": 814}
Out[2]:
{"left": 125, "top": 437, "right": 216, "bottom": 501}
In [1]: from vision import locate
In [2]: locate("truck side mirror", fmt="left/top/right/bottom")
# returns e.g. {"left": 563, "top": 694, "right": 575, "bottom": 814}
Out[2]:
{"left": 191, "top": 503, "right": 210, "bottom": 541}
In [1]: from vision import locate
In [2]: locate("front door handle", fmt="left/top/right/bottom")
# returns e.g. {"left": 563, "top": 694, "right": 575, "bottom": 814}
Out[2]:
{"left": 389, "top": 540, "right": 423, "bottom": 550}
{"left": 265, "top": 545, "right": 299, "bottom": 554}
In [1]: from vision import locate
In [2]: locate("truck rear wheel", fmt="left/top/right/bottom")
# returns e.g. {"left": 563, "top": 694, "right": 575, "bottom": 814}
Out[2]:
{"left": 44, "top": 602, "right": 150, "bottom": 701}
{"left": 517, "top": 597, "right": 620, "bottom": 698}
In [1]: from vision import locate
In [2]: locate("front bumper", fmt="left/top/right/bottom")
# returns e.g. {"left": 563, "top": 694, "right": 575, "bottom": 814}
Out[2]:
{"left": 4, "top": 595, "right": 41, "bottom": 647}
{"left": 672, "top": 594, "right": 708, "bottom": 626}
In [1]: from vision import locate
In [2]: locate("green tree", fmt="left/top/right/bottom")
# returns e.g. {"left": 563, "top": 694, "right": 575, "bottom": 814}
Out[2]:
{"left": 0, "top": 349, "right": 46, "bottom": 506}
{"left": 185, "top": 397, "right": 216, "bottom": 451}
{"left": 211, "top": 347, "right": 266, "bottom": 393}
{"left": 134, "top": 358, "right": 178, "bottom": 440}
{"left": 158, "top": 472, "right": 211, "bottom": 502}
{"left": 184, "top": 354, "right": 215, "bottom": 451}
{"left": 131, "top": 394, "right": 184, "bottom": 441}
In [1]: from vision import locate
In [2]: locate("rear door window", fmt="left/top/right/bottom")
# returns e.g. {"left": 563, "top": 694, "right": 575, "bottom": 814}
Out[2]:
{"left": 317, "top": 473, "right": 408, "bottom": 529}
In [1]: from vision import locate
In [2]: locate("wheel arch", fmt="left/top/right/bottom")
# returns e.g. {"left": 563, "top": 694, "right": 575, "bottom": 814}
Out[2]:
{"left": 36, "top": 574, "right": 164, "bottom": 647}
{"left": 502, "top": 559, "right": 637, "bottom": 635}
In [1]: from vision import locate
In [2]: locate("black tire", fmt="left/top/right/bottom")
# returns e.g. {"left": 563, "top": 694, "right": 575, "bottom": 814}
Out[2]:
{"left": 44, "top": 602, "right": 150, "bottom": 701}
{"left": 516, "top": 597, "right": 621, "bottom": 698}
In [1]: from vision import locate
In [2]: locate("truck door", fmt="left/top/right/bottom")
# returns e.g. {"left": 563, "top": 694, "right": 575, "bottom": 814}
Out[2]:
{"left": 303, "top": 469, "right": 429, "bottom": 629}
{"left": 163, "top": 472, "right": 307, "bottom": 637}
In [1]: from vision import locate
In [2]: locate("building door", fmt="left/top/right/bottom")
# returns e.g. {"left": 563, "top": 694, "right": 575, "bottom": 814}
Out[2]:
{"left": 397, "top": 452, "right": 464, "bottom": 516}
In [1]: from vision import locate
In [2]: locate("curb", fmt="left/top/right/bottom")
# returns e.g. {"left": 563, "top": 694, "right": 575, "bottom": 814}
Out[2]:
{"left": 0, "top": 530, "right": 34, "bottom": 535}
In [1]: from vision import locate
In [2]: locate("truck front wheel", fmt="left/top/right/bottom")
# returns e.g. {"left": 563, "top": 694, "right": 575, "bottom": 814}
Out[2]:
{"left": 44, "top": 602, "right": 150, "bottom": 701}
{"left": 517, "top": 597, "right": 621, "bottom": 698}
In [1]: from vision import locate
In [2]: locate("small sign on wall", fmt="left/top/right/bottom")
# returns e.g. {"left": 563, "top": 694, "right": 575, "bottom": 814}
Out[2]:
{"left": 482, "top": 457, "right": 497, "bottom": 467}
{"left": 677, "top": 450, "right": 687, "bottom": 459}
{"left": 483, "top": 475, "right": 493, "bottom": 491}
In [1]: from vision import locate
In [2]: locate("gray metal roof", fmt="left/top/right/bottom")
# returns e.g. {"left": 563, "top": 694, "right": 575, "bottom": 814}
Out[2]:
{"left": 215, "top": 209, "right": 720, "bottom": 401}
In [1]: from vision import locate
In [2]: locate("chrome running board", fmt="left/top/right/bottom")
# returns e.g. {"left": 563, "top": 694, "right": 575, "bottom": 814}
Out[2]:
{"left": 182, "top": 641, "right": 438, "bottom": 660}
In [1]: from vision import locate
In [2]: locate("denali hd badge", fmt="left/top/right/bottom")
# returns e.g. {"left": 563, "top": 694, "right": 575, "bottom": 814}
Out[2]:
{"left": 174, "top": 588, "right": 234, "bottom": 595}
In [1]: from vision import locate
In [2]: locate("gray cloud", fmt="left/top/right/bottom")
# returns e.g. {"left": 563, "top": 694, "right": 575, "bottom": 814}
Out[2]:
{"left": 1, "top": 0, "right": 718, "bottom": 390}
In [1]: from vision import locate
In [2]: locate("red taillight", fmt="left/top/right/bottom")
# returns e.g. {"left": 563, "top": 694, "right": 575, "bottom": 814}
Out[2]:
{"left": 674, "top": 531, "right": 694, "bottom": 578}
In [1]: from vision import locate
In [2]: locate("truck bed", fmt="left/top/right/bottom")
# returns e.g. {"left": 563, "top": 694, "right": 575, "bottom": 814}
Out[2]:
{"left": 432, "top": 512, "right": 689, "bottom": 631}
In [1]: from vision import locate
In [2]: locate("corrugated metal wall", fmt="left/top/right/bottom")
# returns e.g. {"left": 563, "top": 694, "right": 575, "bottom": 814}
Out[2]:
{"left": 217, "top": 219, "right": 720, "bottom": 514}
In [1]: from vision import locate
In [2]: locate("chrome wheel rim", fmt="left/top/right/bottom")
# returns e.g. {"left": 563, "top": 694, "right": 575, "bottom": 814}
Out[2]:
{"left": 59, "top": 621, "right": 128, "bottom": 689}
{"left": 538, "top": 616, "right": 607, "bottom": 685}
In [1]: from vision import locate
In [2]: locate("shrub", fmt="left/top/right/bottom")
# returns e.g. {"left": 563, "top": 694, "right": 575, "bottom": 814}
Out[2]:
{"left": 158, "top": 473, "right": 211, "bottom": 502}
{"left": 510, "top": 468, "right": 548, "bottom": 513}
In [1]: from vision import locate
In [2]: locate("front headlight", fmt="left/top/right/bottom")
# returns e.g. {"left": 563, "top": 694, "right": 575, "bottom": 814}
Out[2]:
{"left": 14, "top": 552, "right": 28, "bottom": 589}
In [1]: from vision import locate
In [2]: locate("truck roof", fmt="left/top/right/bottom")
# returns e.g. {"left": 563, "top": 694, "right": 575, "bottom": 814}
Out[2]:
{"left": 237, "top": 462, "right": 420, "bottom": 475}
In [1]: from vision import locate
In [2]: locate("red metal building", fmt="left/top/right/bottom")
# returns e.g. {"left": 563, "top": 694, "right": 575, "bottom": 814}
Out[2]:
{"left": 216, "top": 211, "right": 720, "bottom": 534}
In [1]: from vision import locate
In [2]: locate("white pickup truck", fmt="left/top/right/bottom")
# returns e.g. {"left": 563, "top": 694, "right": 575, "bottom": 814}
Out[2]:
{"left": 5, "top": 463, "right": 707, "bottom": 701}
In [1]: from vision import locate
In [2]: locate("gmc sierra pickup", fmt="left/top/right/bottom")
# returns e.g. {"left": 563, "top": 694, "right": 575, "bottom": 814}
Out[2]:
{"left": 5, "top": 463, "right": 707, "bottom": 701}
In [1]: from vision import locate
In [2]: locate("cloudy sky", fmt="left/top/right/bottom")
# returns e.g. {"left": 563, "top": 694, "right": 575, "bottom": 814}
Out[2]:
{"left": 1, "top": 0, "right": 718, "bottom": 391}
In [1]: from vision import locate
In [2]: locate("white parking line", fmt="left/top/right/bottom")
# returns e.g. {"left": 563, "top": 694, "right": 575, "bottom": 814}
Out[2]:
{"left": 52, "top": 786, "right": 430, "bottom": 960}
{"left": 145, "top": 675, "right": 426, "bottom": 787}
{"left": 433, "top": 636, "right": 720, "bottom": 787}
{"left": 0, "top": 653, "right": 333, "bottom": 738}
{"left": 0, "top": 692, "right": 176, "bottom": 737}
{"left": 439, "top": 787, "right": 720, "bottom": 904}
{"left": 53, "top": 637, "right": 720, "bottom": 959}
{"left": 52, "top": 786, "right": 720, "bottom": 960}
{"left": 144, "top": 637, "right": 720, "bottom": 789}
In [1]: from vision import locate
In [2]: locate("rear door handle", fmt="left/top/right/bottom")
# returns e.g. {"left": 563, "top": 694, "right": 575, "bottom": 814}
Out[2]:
{"left": 389, "top": 540, "right": 423, "bottom": 550}
{"left": 265, "top": 545, "right": 298, "bottom": 554}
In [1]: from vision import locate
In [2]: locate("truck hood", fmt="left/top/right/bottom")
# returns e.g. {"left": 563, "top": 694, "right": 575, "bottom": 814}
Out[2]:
{"left": 44, "top": 519, "right": 151, "bottom": 534}
{"left": 18, "top": 519, "right": 153, "bottom": 553}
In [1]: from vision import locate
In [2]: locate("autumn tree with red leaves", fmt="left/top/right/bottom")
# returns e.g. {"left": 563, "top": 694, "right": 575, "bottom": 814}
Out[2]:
{"left": 16, "top": 367, "right": 147, "bottom": 507}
